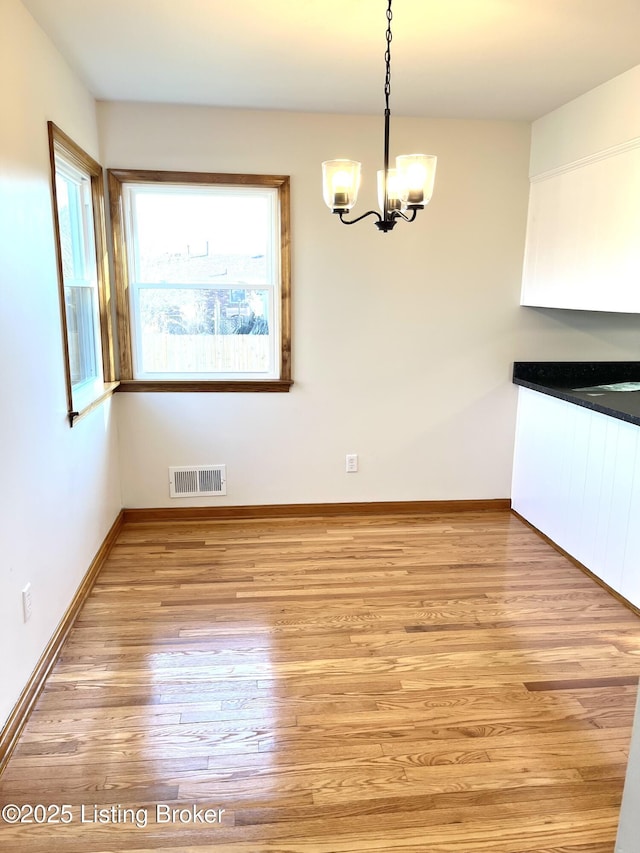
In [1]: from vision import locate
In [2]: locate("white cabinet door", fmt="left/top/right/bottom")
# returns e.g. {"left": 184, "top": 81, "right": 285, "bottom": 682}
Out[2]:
{"left": 521, "top": 142, "right": 640, "bottom": 313}
{"left": 620, "top": 432, "right": 640, "bottom": 606}
{"left": 512, "top": 387, "right": 640, "bottom": 605}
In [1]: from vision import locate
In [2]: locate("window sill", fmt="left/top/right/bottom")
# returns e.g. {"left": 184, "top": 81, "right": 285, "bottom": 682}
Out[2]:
{"left": 69, "top": 382, "right": 120, "bottom": 426}
{"left": 115, "top": 380, "right": 293, "bottom": 393}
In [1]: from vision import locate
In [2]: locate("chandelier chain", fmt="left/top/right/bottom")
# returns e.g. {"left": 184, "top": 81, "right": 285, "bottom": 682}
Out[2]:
{"left": 384, "top": 0, "right": 393, "bottom": 113}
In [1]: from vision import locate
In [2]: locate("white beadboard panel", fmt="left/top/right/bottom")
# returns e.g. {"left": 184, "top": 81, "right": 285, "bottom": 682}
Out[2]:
{"left": 513, "top": 388, "right": 640, "bottom": 607}
{"left": 521, "top": 142, "right": 640, "bottom": 313}
{"left": 511, "top": 388, "right": 543, "bottom": 529}
{"left": 621, "top": 435, "right": 640, "bottom": 608}
{"left": 592, "top": 417, "right": 622, "bottom": 591}
{"left": 601, "top": 420, "right": 639, "bottom": 595}
{"left": 577, "top": 411, "right": 608, "bottom": 570}
{"left": 563, "top": 405, "right": 591, "bottom": 562}
{"left": 512, "top": 388, "right": 572, "bottom": 544}
{"left": 547, "top": 398, "right": 576, "bottom": 549}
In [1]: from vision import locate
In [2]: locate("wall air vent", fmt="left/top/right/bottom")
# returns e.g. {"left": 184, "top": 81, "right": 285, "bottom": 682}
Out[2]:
{"left": 169, "top": 465, "right": 227, "bottom": 498}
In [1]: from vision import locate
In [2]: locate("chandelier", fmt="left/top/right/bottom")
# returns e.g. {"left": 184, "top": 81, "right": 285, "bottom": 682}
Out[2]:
{"left": 322, "top": 0, "right": 437, "bottom": 233}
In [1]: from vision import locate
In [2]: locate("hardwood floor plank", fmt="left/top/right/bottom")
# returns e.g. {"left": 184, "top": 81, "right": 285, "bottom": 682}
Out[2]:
{"left": 524, "top": 675, "right": 639, "bottom": 691}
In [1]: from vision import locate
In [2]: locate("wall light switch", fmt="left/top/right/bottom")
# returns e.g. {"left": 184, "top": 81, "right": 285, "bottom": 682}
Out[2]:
{"left": 346, "top": 453, "right": 358, "bottom": 473}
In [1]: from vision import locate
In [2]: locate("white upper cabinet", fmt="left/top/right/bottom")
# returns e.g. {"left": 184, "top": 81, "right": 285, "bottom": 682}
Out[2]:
{"left": 521, "top": 65, "right": 640, "bottom": 313}
{"left": 522, "top": 142, "right": 640, "bottom": 312}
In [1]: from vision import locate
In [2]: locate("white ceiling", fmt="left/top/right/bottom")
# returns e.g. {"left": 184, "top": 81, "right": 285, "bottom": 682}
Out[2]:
{"left": 21, "top": 0, "right": 640, "bottom": 121}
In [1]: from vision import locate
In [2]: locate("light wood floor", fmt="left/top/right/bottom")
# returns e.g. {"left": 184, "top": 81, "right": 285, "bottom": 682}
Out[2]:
{"left": 1, "top": 510, "right": 640, "bottom": 852}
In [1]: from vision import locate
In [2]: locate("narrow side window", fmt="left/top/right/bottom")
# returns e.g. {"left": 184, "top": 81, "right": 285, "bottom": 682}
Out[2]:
{"left": 48, "top": 122, "right": 115, "bottom": 422}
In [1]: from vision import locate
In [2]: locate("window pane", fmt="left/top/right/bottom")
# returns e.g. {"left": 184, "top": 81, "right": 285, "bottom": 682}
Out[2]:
{"left": 65, "top": 285, "right": 98, "bottom": 386}
{"left": 54, "top": 161, "right": 102, "bottom": 403}
{"left": 133, "top": 191, "right": 272, "bottom": 284}
{"left": 138, "top": 288, "right": 272, "bottom": 374}
{"left": 55, "top": 173, "right": 87, "bottom": 281}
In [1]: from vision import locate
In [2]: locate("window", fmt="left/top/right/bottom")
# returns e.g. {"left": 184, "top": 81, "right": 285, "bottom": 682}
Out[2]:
{"left": 108, "top": 170, "right": 291, "bottom": 391}
{"left": 48, "top": 123, "right": 116, "bottom": 423}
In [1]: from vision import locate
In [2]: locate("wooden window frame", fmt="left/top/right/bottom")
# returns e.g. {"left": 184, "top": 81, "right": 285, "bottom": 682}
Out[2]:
{"left": 48, "top": 122, "right": 117, "bottom": 425}
{"left": 107, "top": 169, "right": 292, "bottom": 393}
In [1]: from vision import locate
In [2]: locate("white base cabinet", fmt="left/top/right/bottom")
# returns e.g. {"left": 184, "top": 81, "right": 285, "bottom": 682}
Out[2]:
{"left": 512, "top": 387, "right": 640, "bottom": 606}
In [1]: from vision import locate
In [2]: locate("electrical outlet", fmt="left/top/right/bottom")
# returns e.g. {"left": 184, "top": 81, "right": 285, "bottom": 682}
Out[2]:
{"left": 346, "top": 453, "right": 358, "bottom": 473}
{"left": 22, "top": 583, "right": 32, "bottom": 623}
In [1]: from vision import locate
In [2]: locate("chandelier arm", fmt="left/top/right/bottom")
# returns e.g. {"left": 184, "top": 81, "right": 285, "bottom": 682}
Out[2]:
{"left": 393, "top": 208, "right": 419, "bottom": 223}
{"left": 338, "top": 209, "right": 384, "bottom": 226}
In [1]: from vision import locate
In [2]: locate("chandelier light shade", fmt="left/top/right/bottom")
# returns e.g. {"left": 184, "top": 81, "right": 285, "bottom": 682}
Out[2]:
{"left": 322, "top": 0, "right": 437, "bottom": 233}
{"left": 396, "top": 154, "right": 437, "bottom": 206}
{"left": 377, "top": 168, "right": 401, "bottom": 212}
{"left": 322, "top": 159, "right": 361, "bottom": 211}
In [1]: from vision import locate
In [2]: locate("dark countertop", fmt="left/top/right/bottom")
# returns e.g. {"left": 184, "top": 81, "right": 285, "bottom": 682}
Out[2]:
{"left": 513, "top": 362, "right": 640, "bottom": 427}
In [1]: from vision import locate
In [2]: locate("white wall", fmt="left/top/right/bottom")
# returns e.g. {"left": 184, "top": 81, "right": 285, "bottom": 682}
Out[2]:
{"left": 0, "top": 0, "right": 122, "bottom": 729}
{"left": 98, "top": 102, "right": 640, "bottom": 509}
